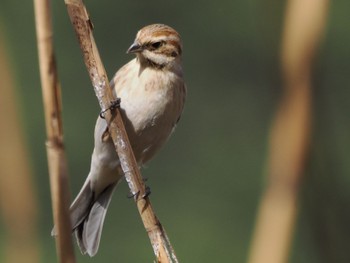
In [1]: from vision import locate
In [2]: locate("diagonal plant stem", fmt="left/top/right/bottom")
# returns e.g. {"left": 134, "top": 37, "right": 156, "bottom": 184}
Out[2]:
{"left": 64, "top": 1, "right": 179, "bottom": 262}
{"left": 34, "top": 0, "right": 76, "bottom": 262}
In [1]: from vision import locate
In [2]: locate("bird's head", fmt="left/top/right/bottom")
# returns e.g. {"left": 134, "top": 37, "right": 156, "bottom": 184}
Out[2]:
{"left": 127, "top": 24, "right": 182, "bottom": 69}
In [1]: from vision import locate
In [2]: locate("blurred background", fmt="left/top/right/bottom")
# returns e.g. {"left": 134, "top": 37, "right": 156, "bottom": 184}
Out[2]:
{"left": 1, "top": 0, "right": 350, "bottom": 262}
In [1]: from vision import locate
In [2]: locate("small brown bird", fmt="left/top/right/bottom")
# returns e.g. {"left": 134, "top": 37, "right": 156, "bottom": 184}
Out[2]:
{"left": 60, "top": 24, "right": 186, "bottom": 256}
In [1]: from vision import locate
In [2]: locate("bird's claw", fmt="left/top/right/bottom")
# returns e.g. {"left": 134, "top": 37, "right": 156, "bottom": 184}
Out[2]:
{"left": 127, "top": 186, "right": 151, "bottom": 200}
{"left": 99, "top": 97, "right": 121, "bottom": 119}
{"left": 142, "top": 186, "right": 151, "bottom": 198}
{"left": 127, "top": 190, "right": 140, "bottom": 199}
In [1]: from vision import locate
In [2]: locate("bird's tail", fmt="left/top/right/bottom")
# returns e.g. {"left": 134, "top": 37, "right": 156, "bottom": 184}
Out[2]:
{"left": 52, "top": 181, "right": 118, "bottom": 257}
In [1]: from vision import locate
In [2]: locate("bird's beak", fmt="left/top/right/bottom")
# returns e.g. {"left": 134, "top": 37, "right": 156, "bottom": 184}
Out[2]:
{"left": 127, "top": 42, "right": 143, "bottom": 54}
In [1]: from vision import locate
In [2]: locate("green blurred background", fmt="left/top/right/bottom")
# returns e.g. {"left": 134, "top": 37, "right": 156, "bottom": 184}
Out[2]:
{"left": 1, "top": 0, "right": 350, "bottom": 262}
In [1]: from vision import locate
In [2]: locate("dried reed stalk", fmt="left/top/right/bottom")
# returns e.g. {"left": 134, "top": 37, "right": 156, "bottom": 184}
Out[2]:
{"left": 0, "top": 26, "right": 40, "bottom": 263}
{"left": 64, "top": 0, "right": 179, "bottom": 262}
{"left": 33, "top": 0, "right": 76, "bottom": 262}
{"left": 247, "top": 1, "right": 329, "bottom": 263}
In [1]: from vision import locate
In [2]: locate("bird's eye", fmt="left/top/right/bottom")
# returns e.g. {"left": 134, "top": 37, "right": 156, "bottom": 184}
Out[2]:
{"left": 151, "top": 41, "right": 163, "bottom": 49}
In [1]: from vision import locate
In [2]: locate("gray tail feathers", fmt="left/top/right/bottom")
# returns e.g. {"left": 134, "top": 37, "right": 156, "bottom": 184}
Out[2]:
{"left": 52, "top": 181, "right": 118, "bottom": 257}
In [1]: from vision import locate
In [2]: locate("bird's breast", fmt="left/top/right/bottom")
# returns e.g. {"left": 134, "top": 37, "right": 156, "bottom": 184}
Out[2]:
{"left": 112, "top": 62, "right": 184, "bottom": 163}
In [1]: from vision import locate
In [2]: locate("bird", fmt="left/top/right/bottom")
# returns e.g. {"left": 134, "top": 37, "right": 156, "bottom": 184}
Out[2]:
{"left": 53, "top": 24, "right": 186, "bottom": 257}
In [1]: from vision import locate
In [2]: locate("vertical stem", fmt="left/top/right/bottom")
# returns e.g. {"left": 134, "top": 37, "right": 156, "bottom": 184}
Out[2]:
{"left": 247, "top": 1, "right": 329, "bottom": 262}
{"left": 0, "top": 26, "right": 40, "bottom": 263}
{"left": 33, "top": 0, "right": 76, "bottom": 262}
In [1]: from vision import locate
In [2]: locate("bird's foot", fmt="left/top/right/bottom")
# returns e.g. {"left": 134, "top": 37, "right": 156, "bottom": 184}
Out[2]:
{"left": 99, "top": 97, "right": 121, "bottom": 119}
{"left": 127, "top": 185, "right": 151, "bottom": 200}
